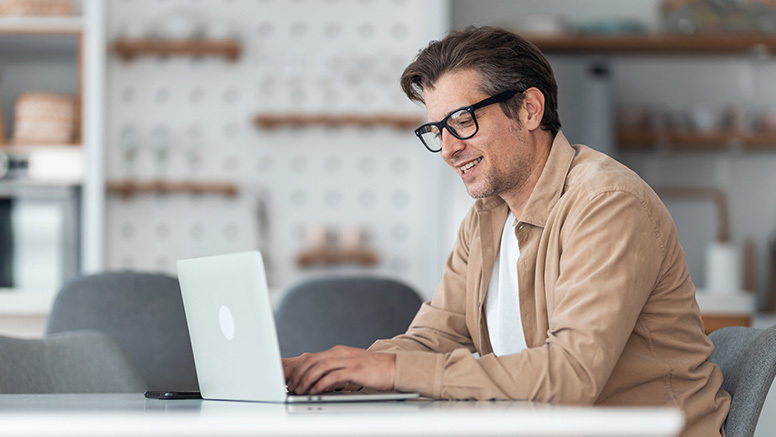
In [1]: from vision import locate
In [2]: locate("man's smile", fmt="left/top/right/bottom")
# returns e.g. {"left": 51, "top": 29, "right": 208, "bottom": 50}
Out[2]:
{"left": 457, "top": 157, "right": 483, "bottom": 175}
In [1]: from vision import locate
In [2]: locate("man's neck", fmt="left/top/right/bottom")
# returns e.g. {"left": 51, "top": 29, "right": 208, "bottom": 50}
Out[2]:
{"left": 500, "top": 131, "right": 553, "bottom": 221}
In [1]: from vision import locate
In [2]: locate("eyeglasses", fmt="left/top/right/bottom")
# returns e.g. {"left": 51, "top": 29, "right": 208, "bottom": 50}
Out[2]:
{"left": 414, "top": 89, "right": 519, "bottom": 153}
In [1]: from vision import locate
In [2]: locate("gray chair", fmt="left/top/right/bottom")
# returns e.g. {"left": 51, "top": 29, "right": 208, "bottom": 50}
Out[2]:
{"left": 275, "top": 276, "right": 422, "bottom": 357}
{"left": 45, "top": 272, "right": 198, "bottom": 391}
{"left": 0, "top": 331, "right": 145, "bottom": 393}
{"left": 709, "top": 325, "right": 776, "bottom": 437}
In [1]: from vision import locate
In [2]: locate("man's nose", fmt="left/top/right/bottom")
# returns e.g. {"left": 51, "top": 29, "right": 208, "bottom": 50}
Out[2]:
{"left": 439, "top": 130, "right": 465, "bottom": 160}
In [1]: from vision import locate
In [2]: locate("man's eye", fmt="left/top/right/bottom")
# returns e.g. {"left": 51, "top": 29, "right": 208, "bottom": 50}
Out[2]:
{"left": 450, "top": 111, "right": 473, "bottom": 125}
{"left": 451, "top": 118, "right": 473, "bottom": 130}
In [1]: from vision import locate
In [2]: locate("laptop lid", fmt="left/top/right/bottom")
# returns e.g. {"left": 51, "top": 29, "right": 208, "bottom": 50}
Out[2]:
{"left": 177, "top": 251, "right": 419, "bottom": 403}
{"left": 178, "top": 251, "right": 286, "bottom": 402}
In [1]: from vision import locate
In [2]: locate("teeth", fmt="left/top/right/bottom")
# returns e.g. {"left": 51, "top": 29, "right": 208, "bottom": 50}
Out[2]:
{"left": 459, "top": 157, "right": 482, "bottom": 174}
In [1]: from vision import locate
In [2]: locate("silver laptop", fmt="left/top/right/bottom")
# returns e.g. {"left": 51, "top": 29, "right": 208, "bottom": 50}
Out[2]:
{"left": 176, "top": 250, "right": 419, "bottom": 403}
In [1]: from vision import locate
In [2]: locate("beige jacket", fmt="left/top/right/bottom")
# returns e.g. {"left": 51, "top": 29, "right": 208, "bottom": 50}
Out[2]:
{"left": 370, "top": 132, "right": 730, "bottom": 437}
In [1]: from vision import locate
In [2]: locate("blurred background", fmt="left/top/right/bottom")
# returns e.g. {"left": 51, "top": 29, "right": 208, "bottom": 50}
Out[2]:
{"left": 1, "top": 0, "right": 776, "bottom": 343}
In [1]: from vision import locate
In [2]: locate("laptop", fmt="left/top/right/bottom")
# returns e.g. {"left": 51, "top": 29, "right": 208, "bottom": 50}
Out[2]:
{"left": 176, "top": 250, "right": 420, "bottom": 403}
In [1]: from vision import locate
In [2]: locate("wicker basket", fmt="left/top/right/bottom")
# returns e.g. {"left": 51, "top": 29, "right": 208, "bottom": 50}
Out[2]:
{"left": 11, "top": 93, "right": 77, "bottom": 145}
{"left": 0, "top": 0, "right": 71, "bottom": 16}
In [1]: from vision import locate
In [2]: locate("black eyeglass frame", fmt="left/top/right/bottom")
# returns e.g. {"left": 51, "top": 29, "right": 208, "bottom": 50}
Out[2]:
{"left": 414, "top": 89, "right": 519, "bottom": 153}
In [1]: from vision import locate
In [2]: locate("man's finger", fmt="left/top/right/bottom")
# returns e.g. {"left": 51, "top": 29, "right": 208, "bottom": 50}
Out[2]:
{"left": 283, "top": 356, "right": 303, "bottom": 380}
{"left": 294, "top": 356, "right": 345, "bottom": 394}
{"left": 288, "top": 352, "right": 328, "bottom": 393}
{"left": 288, "top": 348, "right": 350, "bottom": 391}
{"left": 308, "top": 368, "right": 351, "bottom": 395}
{"left": 287, "top": 353, "right": 315, "bottom": 392}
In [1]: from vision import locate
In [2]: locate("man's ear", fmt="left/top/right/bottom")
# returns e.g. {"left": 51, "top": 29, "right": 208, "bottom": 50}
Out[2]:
{"left": 521, "top": 87, "right": 545, "bottom": 131}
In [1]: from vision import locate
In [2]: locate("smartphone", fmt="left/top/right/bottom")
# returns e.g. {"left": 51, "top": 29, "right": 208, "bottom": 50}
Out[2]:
{"left": 143, "top": 390, "right": 202, "bottom": 400}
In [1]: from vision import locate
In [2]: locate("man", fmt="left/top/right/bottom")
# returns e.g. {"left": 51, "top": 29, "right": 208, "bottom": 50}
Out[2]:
{"left": 284, "top": 26, "right": 730, "bottom": 437}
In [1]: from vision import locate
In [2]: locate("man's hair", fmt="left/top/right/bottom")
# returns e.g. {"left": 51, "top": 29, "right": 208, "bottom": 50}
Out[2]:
{"left": 400, "top": 26, "right": 561, "bottom": 137}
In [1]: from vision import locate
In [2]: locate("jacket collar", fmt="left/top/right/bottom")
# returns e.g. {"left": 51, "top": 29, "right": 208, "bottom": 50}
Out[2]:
{"left": 474, "top": 131, "right": 576, "bottom": 228}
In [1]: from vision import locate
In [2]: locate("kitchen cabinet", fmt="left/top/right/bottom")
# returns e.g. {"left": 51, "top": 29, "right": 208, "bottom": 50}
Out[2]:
{"left": 0, "top": 2, "right": 106, "bottom": 336}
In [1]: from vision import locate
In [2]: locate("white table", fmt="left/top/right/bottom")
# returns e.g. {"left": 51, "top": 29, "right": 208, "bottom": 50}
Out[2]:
{"left": 0, "top": 394, "right": 683, "bottom": 437}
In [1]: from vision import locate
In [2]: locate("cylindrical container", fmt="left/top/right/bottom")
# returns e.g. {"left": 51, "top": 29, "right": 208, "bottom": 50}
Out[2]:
{"left": 11, "top": 93, "right": 76, "bottom": 145}
{"left": 705, "top": 241, "right": 742, "bottom": 294}
{"left": 581, "top": 61, "right": 615, "bottom": 157}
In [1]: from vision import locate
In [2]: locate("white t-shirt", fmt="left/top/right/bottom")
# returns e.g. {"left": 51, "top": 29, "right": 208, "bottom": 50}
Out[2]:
{"left": 485, "top": 212, "right": 526, "bottom": 357}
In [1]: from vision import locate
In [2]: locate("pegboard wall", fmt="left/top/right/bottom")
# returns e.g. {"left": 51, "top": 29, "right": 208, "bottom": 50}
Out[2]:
{"left": 105, "top": 0, "right": 448, "bottom": 298}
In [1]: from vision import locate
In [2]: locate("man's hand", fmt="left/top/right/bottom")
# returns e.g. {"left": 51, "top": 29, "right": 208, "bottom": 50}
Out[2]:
{"left": 282, "top": 346, "right": 395, "bottom": 395}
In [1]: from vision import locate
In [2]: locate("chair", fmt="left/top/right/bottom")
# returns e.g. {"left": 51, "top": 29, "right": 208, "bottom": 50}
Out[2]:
{"left": 0, "top": 331, "right": 145, "bottom": 393}
{"left": 709, "top": 325, "right": 776, "bottom": 437}
{"left": 45, "top": 272, "right": 198, "bottom": 391}
{"left": 274, "top": 276, "right": 422, "bottom": 357}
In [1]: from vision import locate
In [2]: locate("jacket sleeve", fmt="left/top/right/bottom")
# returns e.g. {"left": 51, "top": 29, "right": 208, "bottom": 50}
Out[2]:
{"left": 369, "top": 207, "right": 478, "bottom": 356}
{"left": 381, "top": 190, "right": 665, "bottom": 403}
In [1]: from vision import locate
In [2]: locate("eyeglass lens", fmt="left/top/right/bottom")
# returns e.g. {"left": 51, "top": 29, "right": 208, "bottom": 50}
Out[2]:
{"left": 418, "top": 109, "right": 476, "bottom": 152}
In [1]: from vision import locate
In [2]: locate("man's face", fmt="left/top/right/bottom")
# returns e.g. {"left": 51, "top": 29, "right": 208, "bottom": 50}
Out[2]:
{"left": 423, "top": 69, "right": 537, "bottom": 200}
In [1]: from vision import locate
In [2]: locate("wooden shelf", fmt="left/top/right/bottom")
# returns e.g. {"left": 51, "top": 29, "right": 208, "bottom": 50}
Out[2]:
{"left": 253, "top": 114, "right": 424, "bottom": 130}
{"left": 1, "top": 143, "right": 81, "bottom": 153}
{"left": 107, "top": 180, "right": 239, "bottom": 197}
{"left": 526, "top": 33, "right": 776, "bottom": 54}
{"left": 618, "top": 129, "right": 776, "bottom": 150}
{"left": 0, "top": 17, "right": 83, "bottom": 35}
{"left": 112, "top": 38, "right": 241, "bottom": 61}
{"left": 296, "top": 247, "right": 379, "bottom": 267}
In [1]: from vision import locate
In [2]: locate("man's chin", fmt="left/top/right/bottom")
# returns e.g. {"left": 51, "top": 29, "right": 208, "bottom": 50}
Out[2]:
{"left": 465, "top": 184, "right": 493, "bottom": 199}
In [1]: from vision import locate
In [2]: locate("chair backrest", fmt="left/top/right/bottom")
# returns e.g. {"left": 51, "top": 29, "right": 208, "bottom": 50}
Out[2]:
{"left": 0, "top": 331, "right": 145, "bottom": 394}
{"left": 45, "top": 272, "right": 198, "bottom": 391}
{"left": 709, "top": 325, "right": 776, "bottom": 437}
{"left": 274, "top": 276, "right": 422, "bottom": 357}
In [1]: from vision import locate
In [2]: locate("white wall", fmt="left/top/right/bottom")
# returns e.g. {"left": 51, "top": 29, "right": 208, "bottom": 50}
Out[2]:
{"left": 104, "top": 0, "right": 449, "bottom": 300}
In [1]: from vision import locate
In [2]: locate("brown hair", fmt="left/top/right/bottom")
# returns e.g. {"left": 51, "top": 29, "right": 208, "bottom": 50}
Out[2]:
{"left": 401, "top": 26, "right": 561, "bottom": 137}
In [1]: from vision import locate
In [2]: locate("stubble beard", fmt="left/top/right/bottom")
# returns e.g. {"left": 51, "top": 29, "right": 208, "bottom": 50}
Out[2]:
{"left": 464, "top": 139, "right": 532, "bottom": 200}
